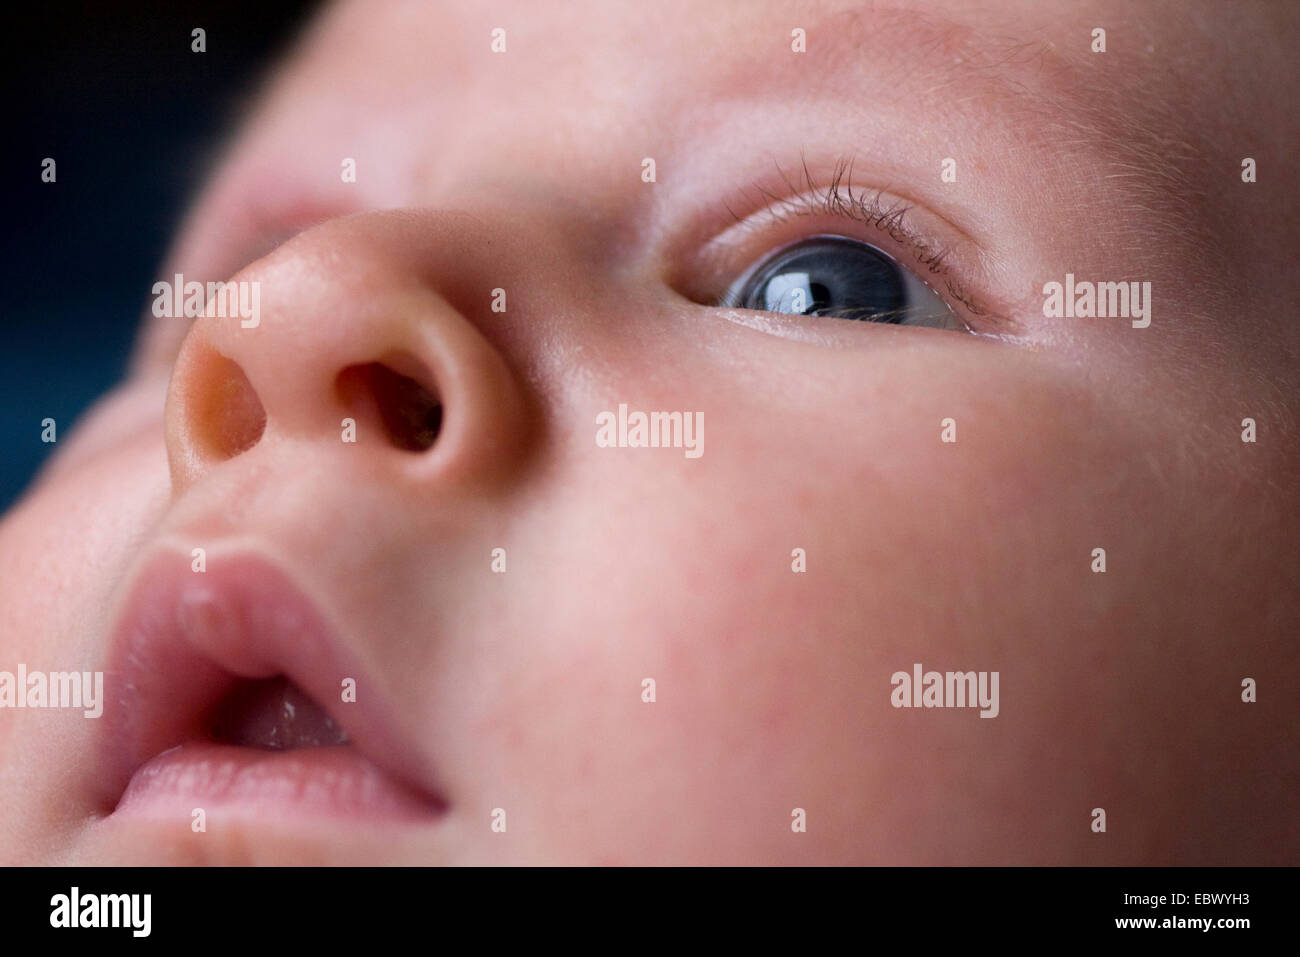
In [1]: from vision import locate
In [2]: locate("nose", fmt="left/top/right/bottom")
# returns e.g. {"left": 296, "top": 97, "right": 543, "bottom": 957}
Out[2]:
{"left": 164, "top": 210, "right": 530, "bottom": 498}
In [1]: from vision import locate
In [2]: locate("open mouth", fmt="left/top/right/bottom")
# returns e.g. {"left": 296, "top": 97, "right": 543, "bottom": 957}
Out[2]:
{"left": 208, "top": 675, "right": 350, "bottom": 750}
{"left": 98, "top": 553, "right": 448, "bottom": 824}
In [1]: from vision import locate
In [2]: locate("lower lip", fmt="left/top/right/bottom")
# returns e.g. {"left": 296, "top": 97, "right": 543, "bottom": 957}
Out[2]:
{"left": 113, "top": 742, "right": 446, "bottom": 822}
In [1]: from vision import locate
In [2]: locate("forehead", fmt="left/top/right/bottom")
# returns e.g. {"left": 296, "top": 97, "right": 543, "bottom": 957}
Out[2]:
{"left": 251, "top": 0, "right": 1223, "bottom": 166}
{"left": 223, "top": 0, "right": 1259, "bottom": 240}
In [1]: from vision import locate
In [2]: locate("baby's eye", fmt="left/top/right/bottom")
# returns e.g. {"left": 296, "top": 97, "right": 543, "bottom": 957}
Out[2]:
{"left": 725, "top": 234, "right": 963, "bottom": 330}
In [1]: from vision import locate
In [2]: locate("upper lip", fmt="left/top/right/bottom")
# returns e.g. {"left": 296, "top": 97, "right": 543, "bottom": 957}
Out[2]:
{"left": 94, "top": 549, "right": 445, "bottom": 815}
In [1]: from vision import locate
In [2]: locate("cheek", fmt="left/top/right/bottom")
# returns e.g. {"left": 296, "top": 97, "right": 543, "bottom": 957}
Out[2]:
{"left": 505, "top": 333, "right": 1254, "bottom": 862}
{"left": 0, "top": 424, "right": 169, "bottom": 843}
{"left": 0, "top": 426, "right": 171, "bottom": 662}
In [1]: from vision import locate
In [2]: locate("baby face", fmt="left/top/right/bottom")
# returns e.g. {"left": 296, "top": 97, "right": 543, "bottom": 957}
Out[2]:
{"left": 2, "top": 0, "right": 1296, "bottom": 864}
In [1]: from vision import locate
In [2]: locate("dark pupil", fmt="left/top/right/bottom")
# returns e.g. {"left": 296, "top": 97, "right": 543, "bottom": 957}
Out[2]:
{"left": 741, "top": 237, "right": 905, "bottom": 322}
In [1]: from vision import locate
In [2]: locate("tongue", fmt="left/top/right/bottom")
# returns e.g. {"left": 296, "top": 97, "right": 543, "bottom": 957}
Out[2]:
{"left": 210, "top": 676, "right": 349, "bottom": 750}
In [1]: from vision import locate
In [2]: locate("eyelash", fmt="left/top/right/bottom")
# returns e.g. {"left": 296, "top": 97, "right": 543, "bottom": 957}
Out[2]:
{"left": 716, "top": 156, "right": 993, "bottom": 322}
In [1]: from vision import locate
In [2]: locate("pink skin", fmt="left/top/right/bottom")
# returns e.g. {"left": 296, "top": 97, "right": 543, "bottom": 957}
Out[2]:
{"left": 1, "top": 0, "right": 1297, "bottom": 864}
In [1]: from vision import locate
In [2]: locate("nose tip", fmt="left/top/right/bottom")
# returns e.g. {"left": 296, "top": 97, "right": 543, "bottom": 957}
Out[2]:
{"left": 163, "top": 211, "right": 530, "bottom": 497}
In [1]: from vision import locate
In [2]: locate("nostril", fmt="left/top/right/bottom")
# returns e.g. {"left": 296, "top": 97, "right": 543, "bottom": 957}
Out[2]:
{"left": 335, "top": 360, "right": 442, "bottom": 452}
{"left": 188, "top": 352, "right": 267, "bottom": 460}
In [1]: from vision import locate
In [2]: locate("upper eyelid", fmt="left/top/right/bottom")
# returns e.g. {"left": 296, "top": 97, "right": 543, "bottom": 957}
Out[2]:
{"left": 723, "top": 183, "right": 966, "bottom": 303}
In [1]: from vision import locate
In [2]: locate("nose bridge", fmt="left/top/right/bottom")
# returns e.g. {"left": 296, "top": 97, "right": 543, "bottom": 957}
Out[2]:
{"left": 164, "top": 209, "right": 531, "bottom": 497}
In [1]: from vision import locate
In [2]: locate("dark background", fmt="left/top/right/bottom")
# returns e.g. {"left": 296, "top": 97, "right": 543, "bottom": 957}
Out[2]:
{"left": 3, "top": 1, "right": 320, "bottom": 511}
